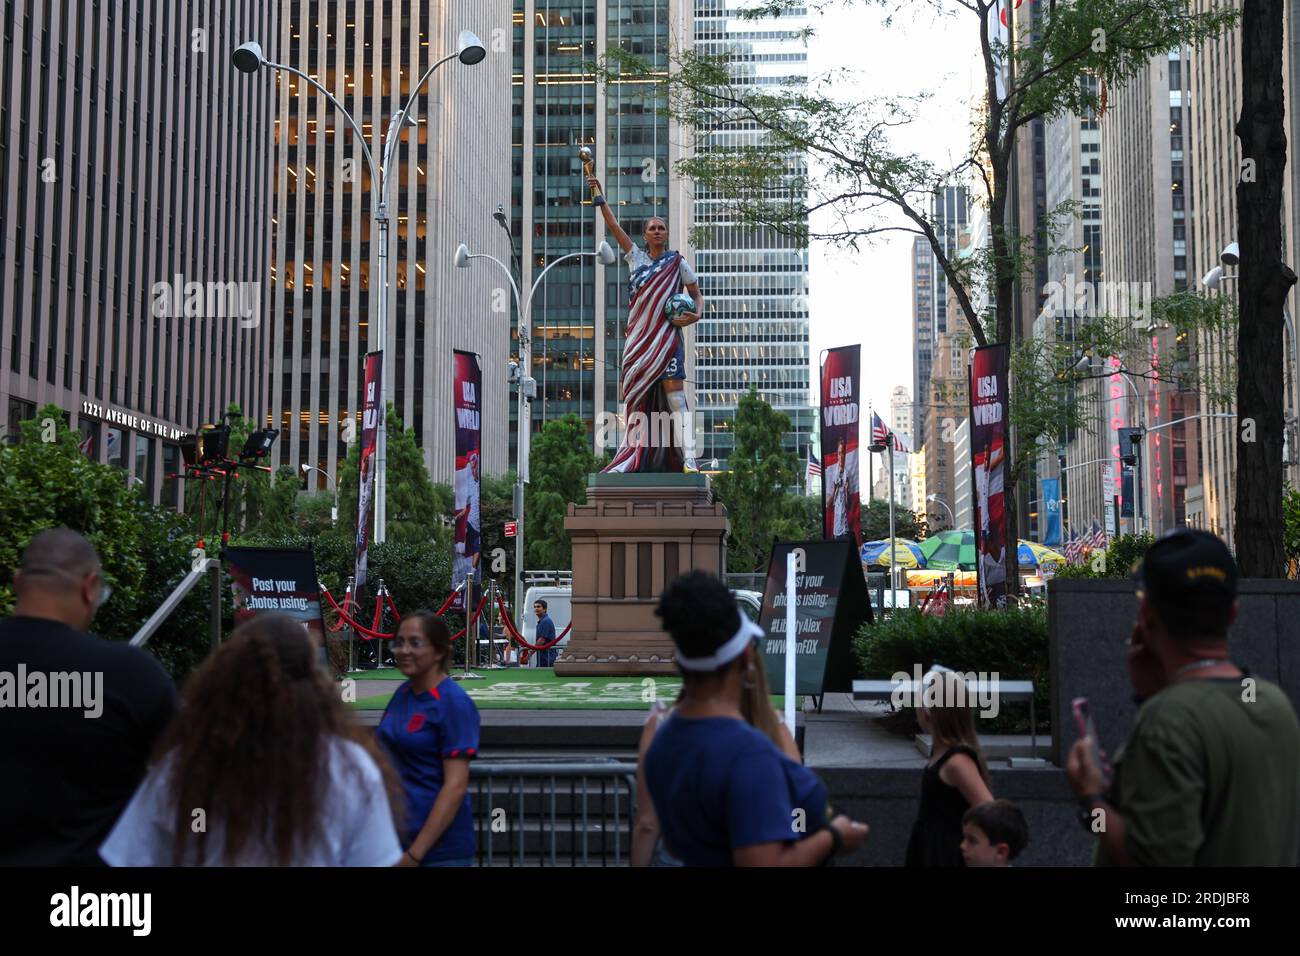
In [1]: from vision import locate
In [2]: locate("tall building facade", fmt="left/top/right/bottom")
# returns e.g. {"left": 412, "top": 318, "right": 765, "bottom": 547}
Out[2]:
{"left": 693, "top": 0, "right": 811, "bottom": 471}
{"left": 269, "top": 0, "right": 511, "bottom": 488}
{"left": 0, "top": 0, "right": 278, "bottom": 508}
{"left": 1099, "top": 48, "right": 1200, "bottom": 536}
{"left": 512, "top": 0, "right": 694, "bottom": 466}
{"left": 889, "top": 384, "right": 912, "bottom": 506}
{"left": 911, "top": 235, "right": 935, "bottom": 433}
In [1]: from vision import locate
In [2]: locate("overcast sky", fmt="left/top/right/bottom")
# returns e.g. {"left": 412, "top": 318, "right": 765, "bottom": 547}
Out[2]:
{"left": 804, "top": 2, "right": 983, "bottom": 442}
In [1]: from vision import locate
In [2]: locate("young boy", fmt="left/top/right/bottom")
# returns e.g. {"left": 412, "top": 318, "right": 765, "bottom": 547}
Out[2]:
{"left": 960, "top": 799, "right": 1029, "bottom": 867}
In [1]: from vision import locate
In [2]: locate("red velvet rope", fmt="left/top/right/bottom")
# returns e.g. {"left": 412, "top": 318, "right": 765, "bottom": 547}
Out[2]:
{"left": 494, "top": 593, "right": 571, "bottom": 650}
{"left": 321, "top": 588, "right": 397, "bottom": 640}
{"left": 326, "top": 590, "right": 355, "bottom": 633}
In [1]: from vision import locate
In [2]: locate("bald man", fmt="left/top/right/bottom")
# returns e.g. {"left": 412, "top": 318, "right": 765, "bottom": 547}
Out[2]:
{"left": 0, "top": 528, "right": 177, "bottom": 865}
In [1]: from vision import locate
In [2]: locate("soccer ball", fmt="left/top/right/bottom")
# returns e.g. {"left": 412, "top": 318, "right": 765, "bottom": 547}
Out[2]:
{"left": 665, "top": 292, "right": 696, "bottom": 320}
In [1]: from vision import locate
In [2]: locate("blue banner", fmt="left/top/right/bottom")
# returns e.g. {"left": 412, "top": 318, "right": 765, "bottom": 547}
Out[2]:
{"left": 1042, "top": 477, "right": 1061, "bottom": 547}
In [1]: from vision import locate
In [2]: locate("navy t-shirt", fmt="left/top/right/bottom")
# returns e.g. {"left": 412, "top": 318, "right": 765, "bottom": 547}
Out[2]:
{"left": 377, "top": 677, "right": 480, "bottom": 862}
{"left": 644, "top": 715, "right": 828, "bottom": 866}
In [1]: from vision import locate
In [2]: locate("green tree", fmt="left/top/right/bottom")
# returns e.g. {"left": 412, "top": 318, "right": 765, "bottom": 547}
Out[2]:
{"left": 333, "top": 404, "right": 446, "bottom": 555}
{"left": 603, "top": 0, "right": 1237, "bottom": 593}
{"left": 525, "top": 415, "right": 603, "bottom": 570}
{"left": 0, "top": 406, "right": 211, "bottom": 678}
{"left": 714, "top": 389, "right": 801, "bottom": 573}
{"left": 860, "top": 499, "right": 928, "bottom": 543}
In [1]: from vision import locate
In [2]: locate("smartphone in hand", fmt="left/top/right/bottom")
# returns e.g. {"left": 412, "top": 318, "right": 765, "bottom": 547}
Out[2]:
{"left": 1072, "top": 697, "right": 1112, "bottom": 783}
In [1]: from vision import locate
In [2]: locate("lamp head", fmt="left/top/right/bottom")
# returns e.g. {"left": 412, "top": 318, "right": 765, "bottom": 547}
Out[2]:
{"left": 1202, "top": 265, "right": 1224, "bottom": 290}
{"left": 232, "top": 41, "right": 265, "bottom": 74}
{"left": 457, "top": 30, "right": 487, "bottom": 65}
{"left": 927, "top": 494, "right": 938, "bottom": 502}
{"left": 1072, "top": 353, "right": 1093, "bottom": 374}
{"left": 1220, "top": 241, "right": 1239, "bottom": 266}
{"left": 597, "top": 240, "right": 617, "bottom": 266}
{"left": 300, "top": 463, "right": 310, "bottom": 474}
{"left": 454, "top": 243, "right": 471, "bottom": 269}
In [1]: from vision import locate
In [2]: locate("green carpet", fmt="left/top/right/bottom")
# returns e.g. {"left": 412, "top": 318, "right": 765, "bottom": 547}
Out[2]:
{"left": 347, "top": 668, "right": 790, "bottom": 711}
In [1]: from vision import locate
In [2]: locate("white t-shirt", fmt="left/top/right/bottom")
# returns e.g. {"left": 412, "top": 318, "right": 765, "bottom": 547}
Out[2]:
{"left": 625, "top": 245, "right": 698, "bottom": 285}
{"left": 100, "top": 738, "right": 403, "bottom": 867}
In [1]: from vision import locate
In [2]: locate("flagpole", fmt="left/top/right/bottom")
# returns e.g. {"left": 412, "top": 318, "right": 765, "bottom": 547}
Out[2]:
{"left": 888, "top": 443, "right": 897, "bottom": 611}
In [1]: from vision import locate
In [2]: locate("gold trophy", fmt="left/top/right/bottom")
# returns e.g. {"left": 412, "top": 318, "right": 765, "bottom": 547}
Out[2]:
{"left": 579, "top": 145, "right": 606, "bottom": 206}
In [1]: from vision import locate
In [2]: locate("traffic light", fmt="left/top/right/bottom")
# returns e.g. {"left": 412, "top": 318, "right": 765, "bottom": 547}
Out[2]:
{"left": 1118, "top": 427, "right": 1143, "bottom": 466}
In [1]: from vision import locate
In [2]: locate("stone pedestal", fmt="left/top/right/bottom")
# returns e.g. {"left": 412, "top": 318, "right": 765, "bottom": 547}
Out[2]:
{"left": 555, "top": 473, "right": 729, "bottom": 675}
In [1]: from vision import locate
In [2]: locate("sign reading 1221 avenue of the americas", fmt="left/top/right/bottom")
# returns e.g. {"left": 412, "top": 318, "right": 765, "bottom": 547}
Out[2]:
{"left": 80, "top": 401, "right": 187, "bottom": 441}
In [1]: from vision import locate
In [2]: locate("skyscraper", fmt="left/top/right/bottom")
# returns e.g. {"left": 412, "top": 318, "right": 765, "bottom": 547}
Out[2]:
{"left": 0, "top": 0, "right": 277, "bottom": 508}
{"left": 692, "top": 0, "right": 812, "bottom": 471}
{"left": 912, "top": 236, "right": 935, "bottom": 436}
{"left": 268, "top": 0, "right": 512, "bottom": 489}
{"left": 512, "top": 0, "right": 694, "bottom": 465}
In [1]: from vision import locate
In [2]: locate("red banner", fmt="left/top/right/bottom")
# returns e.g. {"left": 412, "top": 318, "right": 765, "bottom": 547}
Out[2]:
{"left": 820, "top": 345, "right": 862, "bottom": 548}
{"left": 355, "top": 351, "right": 383, "bottom": 593}
{"left": 970, "top": 344, "right": 1009, "bottom": 608}
{"left": 452, "top": 350, "right": 482, "bottom": 610}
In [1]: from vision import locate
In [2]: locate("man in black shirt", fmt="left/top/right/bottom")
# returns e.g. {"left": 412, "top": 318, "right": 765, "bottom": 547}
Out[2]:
{"left": 0, "top": 528, "right": 178, "bottom": 865}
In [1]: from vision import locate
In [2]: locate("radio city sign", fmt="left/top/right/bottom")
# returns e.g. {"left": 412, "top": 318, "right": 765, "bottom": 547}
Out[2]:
{"left": 81, "top": 401, "right": 187, "bottom": 441}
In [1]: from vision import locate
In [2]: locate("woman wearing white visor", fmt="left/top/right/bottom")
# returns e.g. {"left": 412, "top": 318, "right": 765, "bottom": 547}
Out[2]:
{"left": 643, "top": 571, "right": 869, "bottom": 866}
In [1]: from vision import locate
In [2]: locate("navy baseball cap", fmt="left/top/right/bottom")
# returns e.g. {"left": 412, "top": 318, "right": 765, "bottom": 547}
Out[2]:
{"left": 1134, "top": 528, "right": 1238, "bottom": 617}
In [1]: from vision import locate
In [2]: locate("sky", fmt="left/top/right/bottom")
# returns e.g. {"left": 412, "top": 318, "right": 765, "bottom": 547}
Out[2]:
{"left": 803, "top": 2, "right": 984, "bottom": 442}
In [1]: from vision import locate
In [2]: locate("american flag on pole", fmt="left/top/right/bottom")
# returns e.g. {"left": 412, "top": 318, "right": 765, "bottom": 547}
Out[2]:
{"left": 870, "top": 411, "right": 910, "bottom": 453}
{"left": 1089, "top": 521, "right": 1106, "bottom": 552}
{"left": 806, "top": 448, "right": 822, "bottom": 479}
{"left": 1063, "top": 529, "right": 1079, "bottom": 564}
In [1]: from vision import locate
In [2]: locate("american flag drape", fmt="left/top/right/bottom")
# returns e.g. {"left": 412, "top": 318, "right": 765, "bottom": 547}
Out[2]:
{"left": 807, "top": 448, "right": 822, "bottom": 479}
{"left": 603, "top": 250, "right": 685, "bottom": 474}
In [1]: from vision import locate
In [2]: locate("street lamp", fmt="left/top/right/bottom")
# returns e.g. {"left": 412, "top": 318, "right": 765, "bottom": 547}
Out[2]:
{"left": 233, "top": 29, "right": 485, "bottom": 548}
{"left": 927, "top": 493, "right": 955, "bottom": 529}
{"left": 301, "top": 463, "right": 339, "bottom": 525}
{"left": 1203, "top": 241, "right": 1300, "bottom": 466}
{"left": 455, "top": 238, "right": 617, "bottom": 631}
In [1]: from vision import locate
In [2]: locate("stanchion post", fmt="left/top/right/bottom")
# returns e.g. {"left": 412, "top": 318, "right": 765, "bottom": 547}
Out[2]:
{"left": 209, "top": 559, "right": 222, "bottom": 651}
{"left": 784, "top": 551, "right": 797, "bottom": 737}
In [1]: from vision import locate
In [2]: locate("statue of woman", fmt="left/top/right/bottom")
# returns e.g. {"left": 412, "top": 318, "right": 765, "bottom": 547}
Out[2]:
{"left": 588, "top": 174, "right": 704, "bottom": 473}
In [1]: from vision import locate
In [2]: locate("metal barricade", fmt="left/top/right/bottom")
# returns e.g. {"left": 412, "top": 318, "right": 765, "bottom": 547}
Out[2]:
{"left": 469, "top": 759, "right": 637, "bottom": 867}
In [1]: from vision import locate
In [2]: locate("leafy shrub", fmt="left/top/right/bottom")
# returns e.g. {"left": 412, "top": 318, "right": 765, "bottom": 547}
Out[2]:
{"left": 0, "top": 407, "right": 211, "bottom": 680}
{"left": 853, "top": 605, "right": 1049, "bottom": 734}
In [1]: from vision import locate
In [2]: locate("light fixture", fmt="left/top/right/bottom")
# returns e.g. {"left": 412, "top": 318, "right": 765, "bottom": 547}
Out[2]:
{"left": 457, "top": 30, "right": 487, "bottom": 65}
{"left": 1220, "top": 241, "right": 1239, "bottom": 266}
{"left": 1202, "top": 265, "right": 1224, "bottom": 290}
{"left": 454, "top": 243, "right": 471, "bottom": 268}
{"left": 231, "top": 41, "right": 265, "bottom": 74}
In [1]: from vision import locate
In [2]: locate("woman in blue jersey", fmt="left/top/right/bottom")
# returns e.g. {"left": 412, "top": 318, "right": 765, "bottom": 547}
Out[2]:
{"left": 378, "top": 612, "right": 481, "bottom": 867}
{"left": 643, "top": 571, "right": 871, "bottom": 866}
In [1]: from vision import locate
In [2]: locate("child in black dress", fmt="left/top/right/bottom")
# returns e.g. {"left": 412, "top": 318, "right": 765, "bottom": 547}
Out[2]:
{"left": 905, "top": 669, "right": 995, "bottom": 866}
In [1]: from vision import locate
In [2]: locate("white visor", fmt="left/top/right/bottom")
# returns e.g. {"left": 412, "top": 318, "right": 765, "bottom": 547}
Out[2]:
{"left": 675, "top": 611, "right": 764, "bottom": 672}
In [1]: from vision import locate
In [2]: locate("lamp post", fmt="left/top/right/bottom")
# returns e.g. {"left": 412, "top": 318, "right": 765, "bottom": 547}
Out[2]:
{"left": 1204, "top": 242, "right": 1300, "bottom": 468}
{"left": 455, "top": 239, "right": 617, "bottom": 632}
{"left": 233, "top": 30, "right": 485, "bottom": 547}
{"left": 927, "top": 493, "right": 955, "bottom": 529}
{"left": 869, "top": 438, "right": 896, "bottom": 611}
{"left": 301, "top": 463, "right": 339, "bottom": 524}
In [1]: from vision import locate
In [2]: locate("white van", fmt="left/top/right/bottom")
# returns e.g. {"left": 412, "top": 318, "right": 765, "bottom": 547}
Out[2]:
{"left": 520, "top": 585, "right": 572, "bottom": 667}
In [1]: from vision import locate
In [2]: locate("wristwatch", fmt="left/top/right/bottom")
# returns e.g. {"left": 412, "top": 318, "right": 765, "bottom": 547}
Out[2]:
{"left": 825, "top": 823, "right": 844, "bottom": 857}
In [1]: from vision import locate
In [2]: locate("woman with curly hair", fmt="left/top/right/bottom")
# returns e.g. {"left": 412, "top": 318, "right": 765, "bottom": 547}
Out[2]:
{"left": 100, "top": 614, "right": 403, "bottom": 866}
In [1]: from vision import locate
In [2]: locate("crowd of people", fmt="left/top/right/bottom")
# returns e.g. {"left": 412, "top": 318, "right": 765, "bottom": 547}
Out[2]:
{"left": 1, "top": 526, "right": 1297, "bottom": 867}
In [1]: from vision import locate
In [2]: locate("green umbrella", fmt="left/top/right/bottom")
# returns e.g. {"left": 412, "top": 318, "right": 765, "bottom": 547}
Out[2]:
{"left": 919, "top": 529, "right": 977, "bottom": 571}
